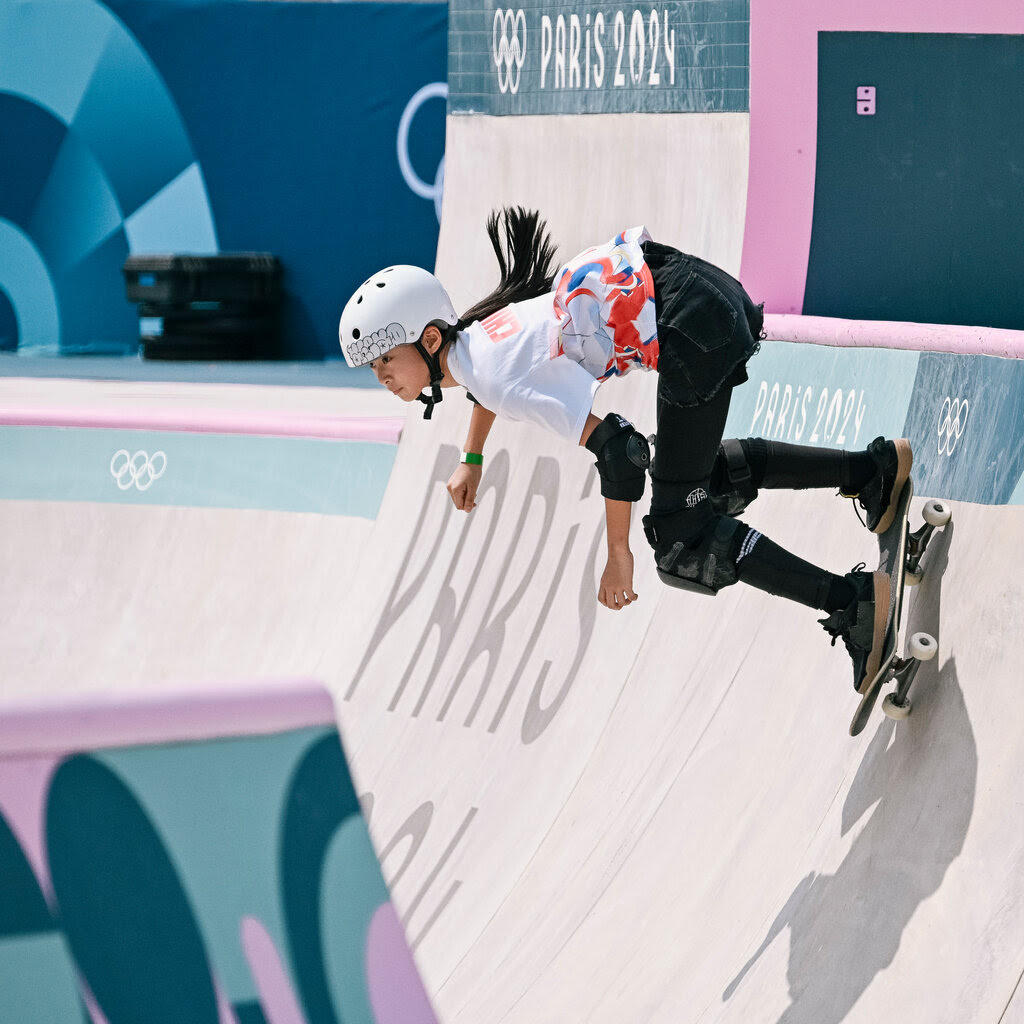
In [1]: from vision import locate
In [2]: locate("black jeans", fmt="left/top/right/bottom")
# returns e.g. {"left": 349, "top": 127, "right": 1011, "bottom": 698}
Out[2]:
{"left": 650, "top": 385, "right": 733, "bottom": 519}
{"left": 642, "top": 241, "right": 762, "bottom": 410}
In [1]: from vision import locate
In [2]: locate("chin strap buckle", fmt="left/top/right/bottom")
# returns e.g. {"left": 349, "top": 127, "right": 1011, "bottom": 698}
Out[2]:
{"left": 414, "top": 339, "right": 445, "bottom": 420}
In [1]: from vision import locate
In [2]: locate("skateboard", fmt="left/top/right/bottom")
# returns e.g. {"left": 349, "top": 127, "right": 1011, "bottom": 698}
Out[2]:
{"left": 849, "top": 479, "right": 953, "bottom": 736}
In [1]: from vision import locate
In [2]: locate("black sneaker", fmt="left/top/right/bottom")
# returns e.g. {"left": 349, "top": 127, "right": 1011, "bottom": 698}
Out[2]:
{"left": 818, "top": 566, "right": 890, "bottom": 692}
{"left": 842, "top": 437, "right": 912, "bottom": 534}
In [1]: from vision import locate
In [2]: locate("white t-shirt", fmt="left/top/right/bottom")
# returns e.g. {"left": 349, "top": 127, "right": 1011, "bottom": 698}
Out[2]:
{"left": 445, "top": 226, "right": 658, "bottom": 443}
{"left": 446, "top": 294, "right": 600, "bottom": 443}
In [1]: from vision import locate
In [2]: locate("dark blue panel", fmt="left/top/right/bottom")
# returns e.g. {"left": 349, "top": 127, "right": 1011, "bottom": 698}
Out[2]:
{"left": 806, "top": 32, "right": 1024, "bottom": 329}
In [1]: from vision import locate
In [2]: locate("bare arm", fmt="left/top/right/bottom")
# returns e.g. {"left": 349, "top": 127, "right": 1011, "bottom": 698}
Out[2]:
{"left": 599, "top": 496, "right": 637, "bottom": 609}
{"left": 447, "top": 402, "right": 496, "bottom": 512}
{"left": 580, "top": 413, "right": 638, "bottom": 610}
{"left": 465, "top": 402, "right": 497, "bottom": 454}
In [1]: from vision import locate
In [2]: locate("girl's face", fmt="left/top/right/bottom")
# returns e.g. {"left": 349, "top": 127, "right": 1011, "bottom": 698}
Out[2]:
{"left": 369, "top": 344, "right": 429, "bottom": 401}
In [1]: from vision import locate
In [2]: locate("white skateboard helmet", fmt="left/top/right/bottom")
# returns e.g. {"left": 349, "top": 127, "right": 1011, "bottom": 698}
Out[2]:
{"left": 339, "top": 265, "right": 458, "bottom": 368}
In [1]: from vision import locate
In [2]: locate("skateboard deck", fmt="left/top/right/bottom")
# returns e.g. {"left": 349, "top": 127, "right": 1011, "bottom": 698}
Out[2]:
{"left": 849, "top": 478, "right": 914, "bottom": 736}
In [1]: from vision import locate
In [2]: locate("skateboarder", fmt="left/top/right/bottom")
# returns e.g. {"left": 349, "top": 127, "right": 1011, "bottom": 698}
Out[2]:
{"left": 338, "top": 208, "right": 913, "bottom": 693}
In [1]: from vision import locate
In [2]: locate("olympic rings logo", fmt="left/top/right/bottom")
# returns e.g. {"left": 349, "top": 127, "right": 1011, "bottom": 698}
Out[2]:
{"left": 110, "top": 449, "right": 167, "bottom": 491}
{"left": 493, "top": 9, "right": 527, "bottom": 95}
{"left": 937, "top": 397, "right": 969, "bottom": 456}
{"left": 398, "top": 82, "right": 447, "bottom": 223}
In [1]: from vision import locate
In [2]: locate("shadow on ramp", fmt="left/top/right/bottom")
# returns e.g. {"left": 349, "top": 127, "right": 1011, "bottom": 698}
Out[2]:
{"left": 723, "top": 522, "right": 976, "bottom": 1023}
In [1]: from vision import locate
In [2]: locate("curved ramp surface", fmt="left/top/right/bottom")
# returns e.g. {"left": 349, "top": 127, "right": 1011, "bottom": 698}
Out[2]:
{"left": 335, "top": 380, "right": 1023, "bottom": 1024}
{"left": 5, "top": 4, "right": 1024, "bottom": 1014}
{"left": 337, "top": 12, "right": 1024, "bottom": 1011}
{"left": 0, "top": 385, "right": 445, "bottom": 1023}
{"left": 2, "top": 359, "right": 1020, "bottom": 1024}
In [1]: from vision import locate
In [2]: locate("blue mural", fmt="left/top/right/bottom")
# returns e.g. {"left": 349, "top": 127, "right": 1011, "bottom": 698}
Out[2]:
{"left": 0, "top": 0, "right": 447, "bottom": 361}
{"left": 0, "top": 0, "right": 217, "bottom": 354}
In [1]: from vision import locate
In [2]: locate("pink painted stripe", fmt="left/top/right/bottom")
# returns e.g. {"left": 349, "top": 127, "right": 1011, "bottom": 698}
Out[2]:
{"left": 240, "top": 917, "right": 310, "bottom": 1024}
{"left": 0, "top": 406, "right": 404, "bottom": 443}
{"left": 366, "top": 903, "right": 440, "bottom": 1024}
{"left": 0, "top": 678, "right": 337, "bottom": 756}
{"left": 764, "top": 314, "right": 1024, "bottom": 359}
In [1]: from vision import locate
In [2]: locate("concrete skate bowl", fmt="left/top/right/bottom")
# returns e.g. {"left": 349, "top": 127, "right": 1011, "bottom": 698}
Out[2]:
{"left": 3, "top": 0, "right": 1024, "bottom": 1018}
{"left": 2, "top": 345, "right": 1021, "bottom": 1024}
{"left": 334, "top": 342, "right": 1024, "bottom": 1024}
{"left": 351, "top": 0, "right": 1024, "bottom": 1019}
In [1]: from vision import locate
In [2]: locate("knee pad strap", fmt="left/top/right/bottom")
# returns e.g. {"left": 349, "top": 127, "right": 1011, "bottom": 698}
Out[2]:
{"left": 710, "top": 438, "right": 760, "bottom": 517}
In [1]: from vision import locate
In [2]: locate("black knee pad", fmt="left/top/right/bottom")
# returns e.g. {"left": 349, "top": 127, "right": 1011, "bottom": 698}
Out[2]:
{"left": 642, "top": 511, "right": 749, "bottom": 596}
{"left": 710, "top": 438, "right": 760, "bottom": 517}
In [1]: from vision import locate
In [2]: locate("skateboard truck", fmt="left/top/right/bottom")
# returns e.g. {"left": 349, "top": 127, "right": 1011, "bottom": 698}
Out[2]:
{"left": 905, "top": 499, "right": 952, "bottom": 587}
{"left": 880, "top": 498, "right": 951, "bottom": 720}
{"left": 880, "top": 631, "right": 938, "bottom": 719}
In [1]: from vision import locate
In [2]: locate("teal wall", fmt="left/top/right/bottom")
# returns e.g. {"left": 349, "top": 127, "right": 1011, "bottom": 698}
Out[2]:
{"left": 0, "top": 428, "right": 396, "bottom": 516}
{"left": 728, "top": 341, "right": 1024, "bottom": 506}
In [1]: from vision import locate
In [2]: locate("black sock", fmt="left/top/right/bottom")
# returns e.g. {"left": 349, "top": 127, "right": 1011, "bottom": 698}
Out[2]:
{"left": 735, "top": 531, "right": 834, "bottom": 610}
{"left": 824, "top": 574, "right": 856, "bottom": 613}
{"left": 740, "top": 439, "right": 874, "bottom": 494}
{"left": 842, "top": 451, "right": 875, "bottom": 494}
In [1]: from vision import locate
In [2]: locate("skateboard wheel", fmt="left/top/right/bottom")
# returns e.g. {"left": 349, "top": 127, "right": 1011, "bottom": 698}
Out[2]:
{"left": 883, "top": 693, "right": 912, "bottom": 720}
{"left": 905, "top": 568, "right": 923, "bottom": 587}
{"left": 908, "top": 631, "right": 937, "bottom": 661}
{"left": 923, "top": 499, "right": 952, "bottom": 527}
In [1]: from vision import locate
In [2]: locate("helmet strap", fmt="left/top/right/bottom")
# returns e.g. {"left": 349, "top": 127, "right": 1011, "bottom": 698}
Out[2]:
{"left": 414, "top": 340, "right": 445, "bottom": 420}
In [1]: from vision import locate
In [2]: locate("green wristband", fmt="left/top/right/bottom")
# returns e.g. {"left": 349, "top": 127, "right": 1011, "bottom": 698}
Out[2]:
{"left": 461, "top": 451, "right": 484, "bottom": 466}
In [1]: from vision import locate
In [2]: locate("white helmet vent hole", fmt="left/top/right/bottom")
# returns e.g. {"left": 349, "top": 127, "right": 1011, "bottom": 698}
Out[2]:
{"left": 352, "top": 329, "right": 360, "bottom": 339}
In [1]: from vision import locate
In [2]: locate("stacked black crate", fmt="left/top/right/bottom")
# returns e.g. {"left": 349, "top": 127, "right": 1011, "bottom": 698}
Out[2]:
{"left": 122, "top": 253, "right": 283, "bottom": 359}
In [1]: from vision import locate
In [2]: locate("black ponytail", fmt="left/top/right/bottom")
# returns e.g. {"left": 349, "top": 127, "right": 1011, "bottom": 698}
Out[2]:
{"left": 456, "top": 207, "right": 559, "bottom": 330}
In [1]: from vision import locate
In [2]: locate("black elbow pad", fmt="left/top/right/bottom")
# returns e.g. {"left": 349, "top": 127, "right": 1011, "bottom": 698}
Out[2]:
{"left": 585, "top": 413, "right": 651, "bottom": 502}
